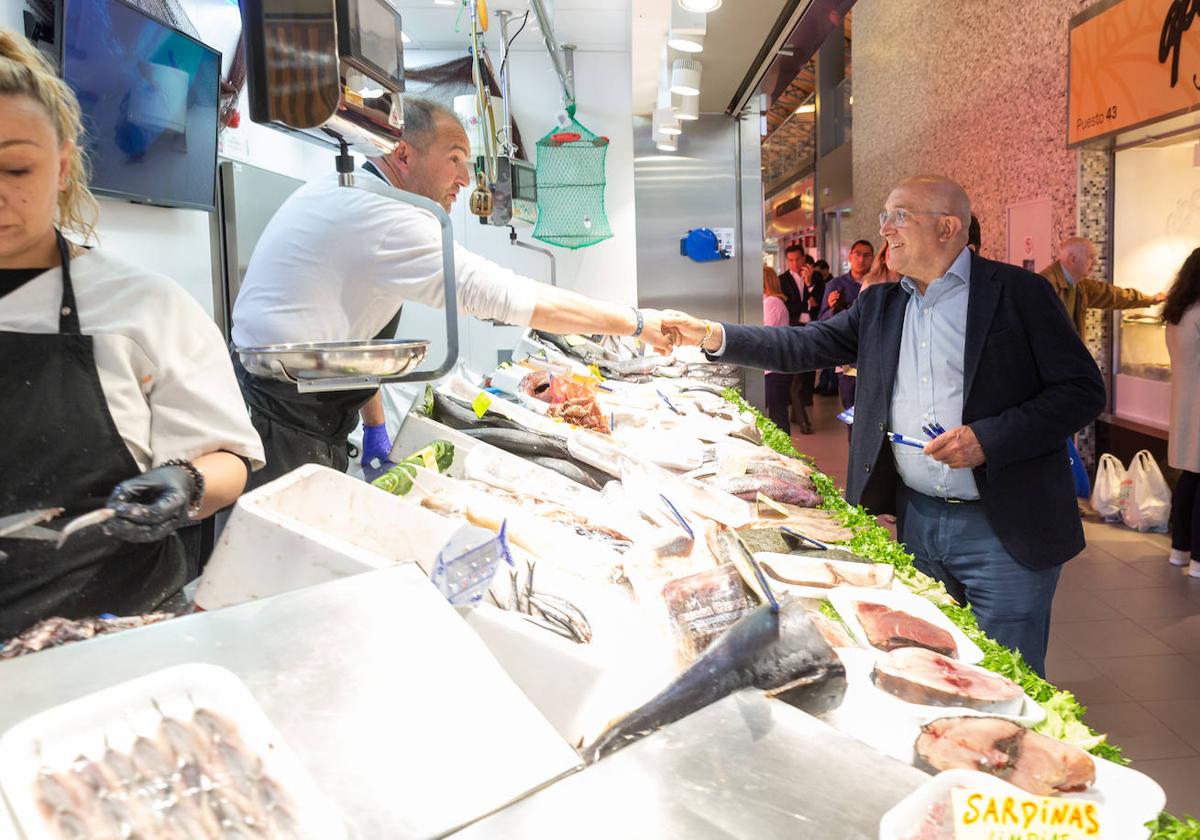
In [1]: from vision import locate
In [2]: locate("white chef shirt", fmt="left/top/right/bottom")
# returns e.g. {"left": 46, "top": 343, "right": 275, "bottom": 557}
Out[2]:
{"left": 231, "top": 172, "right": 541, "bottom": 348}
{"left": 0, "top": 249, "right": 265, "bottom": 473}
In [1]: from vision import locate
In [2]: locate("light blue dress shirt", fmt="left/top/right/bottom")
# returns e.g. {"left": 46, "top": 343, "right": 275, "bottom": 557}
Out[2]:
{"left": 890, "top": 246, "right": 980, "bottom": 500}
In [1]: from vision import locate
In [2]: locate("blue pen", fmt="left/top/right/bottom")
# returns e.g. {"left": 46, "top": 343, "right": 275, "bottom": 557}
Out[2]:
{"left": 887, "top": 431, "right": 927, "bottom": 449}
{"left": 921, "top": 422, "right": 946, "bottom": 439}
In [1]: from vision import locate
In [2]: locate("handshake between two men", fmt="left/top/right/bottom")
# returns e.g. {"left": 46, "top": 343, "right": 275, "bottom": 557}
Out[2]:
{"left": 637, "top": 309, "right": 721, "bottom": 356}
{"left": 634, "top": 307, "right": 985, "bottom": 471}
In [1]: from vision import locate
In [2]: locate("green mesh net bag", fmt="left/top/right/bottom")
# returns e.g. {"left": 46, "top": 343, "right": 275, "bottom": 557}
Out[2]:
{"left": 533, "top": 107, "right": 613, "bottom": 249}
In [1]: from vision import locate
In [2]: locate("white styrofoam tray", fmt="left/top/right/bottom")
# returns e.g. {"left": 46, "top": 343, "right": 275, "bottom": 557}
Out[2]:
{"left": 196, "top": 464, "right": 461, "bottom": 610}
{"left": 0, "top": 663, "right": 346, "bottom": 840}
{"left": 828, "top": 586, "right": 985, "bottom": 664}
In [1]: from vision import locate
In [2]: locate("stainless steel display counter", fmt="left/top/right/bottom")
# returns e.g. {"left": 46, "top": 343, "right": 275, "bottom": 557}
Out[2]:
{"left": 0, "top": 566, "right": 928, "bottom": 840}
{"left": 0, "top": 565, "right": 581, "bottom": 839}
{"left": 451, "top": 689, "right": 929, "bottom": 839}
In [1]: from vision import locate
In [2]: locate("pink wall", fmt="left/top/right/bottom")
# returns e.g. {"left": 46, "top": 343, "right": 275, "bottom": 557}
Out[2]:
{"left": 846, "top": 0, "right": 1096, "bottom": 262}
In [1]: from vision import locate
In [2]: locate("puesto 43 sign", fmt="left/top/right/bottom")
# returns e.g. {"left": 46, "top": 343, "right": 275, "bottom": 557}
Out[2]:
{"left": 1069, "top": 0, "right": 1200, "bottom": 146}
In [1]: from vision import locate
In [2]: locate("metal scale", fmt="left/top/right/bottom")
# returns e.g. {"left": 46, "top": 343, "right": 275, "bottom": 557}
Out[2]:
{"left": 233, "top": 0, "right": 458, "bottom": 392}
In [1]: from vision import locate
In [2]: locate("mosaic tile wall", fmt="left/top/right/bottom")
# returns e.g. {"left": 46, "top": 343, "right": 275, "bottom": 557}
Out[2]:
{"left": 1076, "top": 146, "right": 1115, "bottom": 469}
{"left": 846, "top": 0, "right": 1093, "bottom": 260}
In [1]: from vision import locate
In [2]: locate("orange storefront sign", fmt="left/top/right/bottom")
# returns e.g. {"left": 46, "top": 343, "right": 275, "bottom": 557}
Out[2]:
{"left": 1068, "top": 0, "right": 1200, "bottom": 146}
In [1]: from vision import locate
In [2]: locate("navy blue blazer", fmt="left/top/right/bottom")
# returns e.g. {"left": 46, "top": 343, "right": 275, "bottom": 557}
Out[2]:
{"left": 714, "top": 252, "right": 1106, "bottom": 570}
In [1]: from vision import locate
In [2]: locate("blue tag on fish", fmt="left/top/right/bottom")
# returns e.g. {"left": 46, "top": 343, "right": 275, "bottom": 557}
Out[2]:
{"left": 431, "top": 521, "right": 514, "bottom": 606}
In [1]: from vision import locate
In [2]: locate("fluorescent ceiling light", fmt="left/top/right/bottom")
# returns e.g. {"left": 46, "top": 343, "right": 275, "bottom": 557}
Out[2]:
{"left": 434, "top": 0, "right": 456, "bottom": 5}
{"left": 795, "top": 102, "right": 815, "bottom": 114}
{"left": 670, "top": 58, "right": 702, "bottom": 96}
{"left": 679, "top": 0, "right": 721, "bottom": 12}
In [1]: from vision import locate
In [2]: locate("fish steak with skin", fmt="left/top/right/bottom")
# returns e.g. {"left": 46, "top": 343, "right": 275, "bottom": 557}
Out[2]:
{"left": 583, "top": 595, "right": 847, "bottom": 762}
{"left": 871, "top": 647, "right": 1024, "bottom": 713}
{"left": 914, "top": 716, "right": 1095, "bottom": 795}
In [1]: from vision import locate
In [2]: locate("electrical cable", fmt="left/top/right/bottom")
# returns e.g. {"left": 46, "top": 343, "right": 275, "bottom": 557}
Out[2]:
{"left": 498, "top": 11, "right": 530, "bottom": 82}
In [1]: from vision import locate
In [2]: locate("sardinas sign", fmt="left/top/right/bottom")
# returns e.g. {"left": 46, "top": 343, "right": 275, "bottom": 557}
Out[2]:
{"left": 1068, "top": 0, "right": 1200, "bottom": 146}
{"left": 950, "top": 789, "right": 1103, "bottom": 839}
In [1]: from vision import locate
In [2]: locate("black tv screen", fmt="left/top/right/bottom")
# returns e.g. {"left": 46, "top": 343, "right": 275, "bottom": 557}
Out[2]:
{"left": 60, "top": 0, "right": 220, "bottom": 209}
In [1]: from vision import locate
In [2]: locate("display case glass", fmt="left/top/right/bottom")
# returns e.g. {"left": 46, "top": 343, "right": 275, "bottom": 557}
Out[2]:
{"left": 1117, "top": 314, "right": 1170, "bottom": 382}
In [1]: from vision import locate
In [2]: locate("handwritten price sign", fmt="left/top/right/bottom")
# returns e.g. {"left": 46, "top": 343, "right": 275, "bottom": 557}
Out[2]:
{"left": 951, "top": 789, "right": 1102, "bottom": 839}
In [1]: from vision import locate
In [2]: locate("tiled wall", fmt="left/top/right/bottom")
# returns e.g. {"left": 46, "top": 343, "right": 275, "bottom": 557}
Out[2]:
{"left": 846, "top": 0, "right": 1093, "bottom": 260}
{"left": 1076, "top": 146, "right": 1115, "bottom": 468}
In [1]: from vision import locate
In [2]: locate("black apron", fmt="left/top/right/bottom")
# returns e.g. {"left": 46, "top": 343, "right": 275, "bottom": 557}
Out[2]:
{"left": 235, "top": 162, "right": 403, "bottom": 491}
{"left": 0, "top": 233, "right": 186, "bottom": 639}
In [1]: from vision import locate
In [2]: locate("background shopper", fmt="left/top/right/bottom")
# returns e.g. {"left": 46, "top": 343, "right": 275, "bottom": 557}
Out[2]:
{"left": 1164, "top": 248, "right": 1200, "bottom": 577}
{"left": 820, "top": 239, "right": 875, "bottom": 415}
{"left": 762, "top": 265, "right": 794, "bottom": 433}
{"left": 1039, "top": 237, "right": 1165, "bottom": 337}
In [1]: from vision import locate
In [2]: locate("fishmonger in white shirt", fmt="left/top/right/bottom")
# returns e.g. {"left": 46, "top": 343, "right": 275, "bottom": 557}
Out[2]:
{"left": 232, "top": 96, "right": 673, "bottom": 487}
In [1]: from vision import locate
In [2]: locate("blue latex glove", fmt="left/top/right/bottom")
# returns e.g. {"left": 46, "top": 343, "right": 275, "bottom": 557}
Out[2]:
{"left": 361, "top": 422, "right": 394, "bottom": 482}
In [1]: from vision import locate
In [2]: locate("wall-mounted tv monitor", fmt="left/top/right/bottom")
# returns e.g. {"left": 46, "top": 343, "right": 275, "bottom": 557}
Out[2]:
{"left": 60, "top": 0, "right": 220, "bottom": 210}
{"left": 336, "top": 0, "right": 405, "bottom": 93}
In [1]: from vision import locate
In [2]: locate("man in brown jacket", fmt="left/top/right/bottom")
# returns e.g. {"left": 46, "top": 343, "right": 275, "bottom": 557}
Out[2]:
{"left": 1040, "top": 237, "right": 1165, "bottom": 335}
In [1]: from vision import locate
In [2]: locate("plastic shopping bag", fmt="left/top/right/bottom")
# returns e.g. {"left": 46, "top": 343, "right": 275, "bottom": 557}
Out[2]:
{"left": 1121, "top": 449, "right": 1172, "bottom": 532}
{"left": 1090, "top": 453, "right": 1126, "bottom": 522}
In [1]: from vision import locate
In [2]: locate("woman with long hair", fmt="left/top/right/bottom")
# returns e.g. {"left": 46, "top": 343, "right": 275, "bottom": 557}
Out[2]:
{"left": 0, "top": 31, "right": 263, "bottom": 636}
{"left": 1164, "top": 247, "right": 1200, "bottom": 577}
{"left": 762, "top": 264, "right": 793, "bottom": 434}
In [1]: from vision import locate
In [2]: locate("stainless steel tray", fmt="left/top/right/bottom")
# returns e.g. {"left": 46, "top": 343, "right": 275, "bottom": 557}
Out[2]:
{"left": 238, "top": 339, "right": 430, "bottom": 384}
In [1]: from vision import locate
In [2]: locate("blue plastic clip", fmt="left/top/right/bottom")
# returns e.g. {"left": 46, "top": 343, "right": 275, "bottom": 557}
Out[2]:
{"left": 659, "top": 494, "right": 694, "bottom": 540}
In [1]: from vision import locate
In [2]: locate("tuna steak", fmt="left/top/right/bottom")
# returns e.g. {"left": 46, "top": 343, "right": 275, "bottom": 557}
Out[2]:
{"left": 871, "top": 647, "right": 1024, "bottom": 712}
{"left": 914, "top": 716, "right": 1096, "bottom": 795}
{"left": 855, "top": 602, "right": 957, "bottom": 657}
{"left": 584, "top": 596, "right": 847, "bottom": 762}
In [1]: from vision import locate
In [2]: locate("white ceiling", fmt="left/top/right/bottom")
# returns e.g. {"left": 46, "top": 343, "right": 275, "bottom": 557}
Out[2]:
{"left": 630, "top": 0, "right": 793, "bottom": 116}
{"left": 396, "top": 0, "right": 791, "bottom": 118}
{"left": 397, "top": 0, "right": 631, "bottom": 54}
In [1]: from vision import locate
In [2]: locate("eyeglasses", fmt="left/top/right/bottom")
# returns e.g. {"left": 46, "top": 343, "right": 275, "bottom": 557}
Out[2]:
{"left": 879, "top": 208, "right": 950, "bottom": 228}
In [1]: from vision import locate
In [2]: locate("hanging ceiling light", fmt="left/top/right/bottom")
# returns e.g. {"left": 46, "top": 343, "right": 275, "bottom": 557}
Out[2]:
{"left": 667, "top": 4, "right": 705, "bottom": 53}
{"left": 795, "top": 102, "right": 815, "bottom": 114}
{"left": 679, "top": 0, "right": 721, "bottom": 12}
{"left": 674, "top": 92, "right": 699, "bottom": 120}
{"left": 656, "top": 132, "right": 678, "bottom": 152}
{"left": 670, "top": 58, "right": 702, "bottom": 96}
{"left": 654, "top": 106, "right": 681, "bottom": 136}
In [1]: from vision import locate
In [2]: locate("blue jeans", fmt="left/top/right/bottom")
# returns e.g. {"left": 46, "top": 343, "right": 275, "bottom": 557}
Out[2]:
{"left": 900, "top": 490, "right": 1063, "bottom": 677}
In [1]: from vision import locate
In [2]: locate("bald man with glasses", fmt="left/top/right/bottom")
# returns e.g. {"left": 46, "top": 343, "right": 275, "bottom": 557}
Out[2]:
{"left": 660, "top": 175, "right": 1106, "bottom": 676}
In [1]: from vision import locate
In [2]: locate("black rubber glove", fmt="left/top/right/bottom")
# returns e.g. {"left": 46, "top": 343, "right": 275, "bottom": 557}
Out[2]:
{"left": 103, "top": 465, "right": 196, "bottom": 543}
